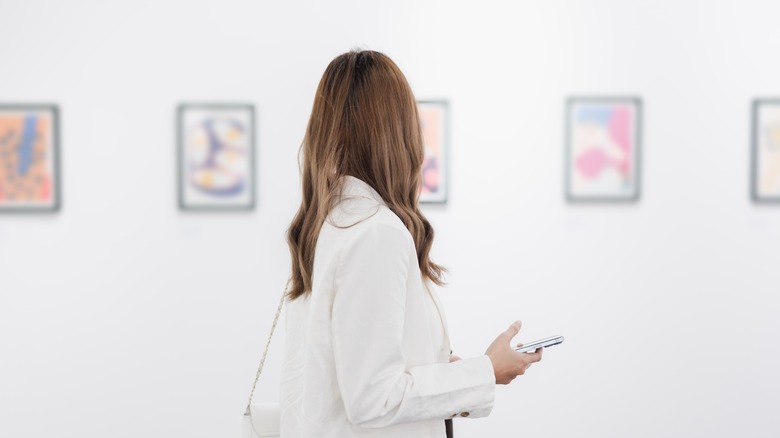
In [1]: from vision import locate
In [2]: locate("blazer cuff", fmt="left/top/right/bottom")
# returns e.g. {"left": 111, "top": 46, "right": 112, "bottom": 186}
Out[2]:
{"left": 444, "top": 354, "right": 496, "bottom": 419}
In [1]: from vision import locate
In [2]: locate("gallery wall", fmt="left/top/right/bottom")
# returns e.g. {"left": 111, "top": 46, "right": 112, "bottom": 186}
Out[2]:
{"left": 1, "top": 0, "right": 779, "bottom": 437}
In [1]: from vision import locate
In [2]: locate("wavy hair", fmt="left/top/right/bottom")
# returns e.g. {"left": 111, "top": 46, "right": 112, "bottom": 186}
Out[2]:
{"left": 285, "top": 49, "right": 445, "bottom": 300}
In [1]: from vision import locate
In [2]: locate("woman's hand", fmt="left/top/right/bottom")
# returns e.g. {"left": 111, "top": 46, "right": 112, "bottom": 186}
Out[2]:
{"left": 485, "top": 320, "right": 543, "bottom": 385}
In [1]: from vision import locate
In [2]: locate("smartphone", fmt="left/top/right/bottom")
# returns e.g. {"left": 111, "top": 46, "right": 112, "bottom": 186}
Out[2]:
{"left": 513, "top": 335, "right": 564, "bottom": 354}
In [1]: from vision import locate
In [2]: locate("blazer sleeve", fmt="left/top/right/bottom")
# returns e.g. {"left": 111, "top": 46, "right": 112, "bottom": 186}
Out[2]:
{"left": 331, "top": 221, "right": 496, "bottom": 429}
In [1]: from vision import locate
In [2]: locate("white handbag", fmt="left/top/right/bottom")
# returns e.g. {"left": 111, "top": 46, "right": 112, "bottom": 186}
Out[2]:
{"left": 243, "top": 282, "right": 288, "bottom": 438}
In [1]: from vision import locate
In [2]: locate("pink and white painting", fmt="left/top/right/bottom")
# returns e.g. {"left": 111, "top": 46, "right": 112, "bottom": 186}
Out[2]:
{"left": 566, "top": 98, "right": 641, "bottom": 201}
{"left": 753, "top": 100, "right": 780, "bottom": 202}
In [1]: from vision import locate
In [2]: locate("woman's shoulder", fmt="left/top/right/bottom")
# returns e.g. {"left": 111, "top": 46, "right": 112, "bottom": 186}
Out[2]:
{"left": 323, "top": 199, "right": 413, "bottom": 250}
{"left": 320, "top": 175, "right": 415, "bottom": 254}
{"left": 329, "top": 200, "right": 410, "bottom": 237}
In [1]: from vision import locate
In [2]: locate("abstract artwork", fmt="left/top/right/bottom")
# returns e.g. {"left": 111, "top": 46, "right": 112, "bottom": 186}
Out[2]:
{"left": 566, "top": 97, "right": 641, "bottom": 202}
{"left": 417, "top": 100, "right": 448, "bottom": 204}
{"left": 752, "top": 100, "right": 780, "bottom": 202}
{"left": 0, "top": 105, "right": 60, "bottom": 212}
{"left": 178, "top": 104, "right": 255, "bottom": 210}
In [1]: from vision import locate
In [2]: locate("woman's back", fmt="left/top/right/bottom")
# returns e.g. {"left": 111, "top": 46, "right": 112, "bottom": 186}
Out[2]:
{"left": 279, "top": 175, "right": 496, "bottom": 437}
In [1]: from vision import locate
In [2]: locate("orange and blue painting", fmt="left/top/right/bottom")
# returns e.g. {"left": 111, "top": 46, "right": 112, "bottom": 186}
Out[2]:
{"left": 178, "top": 104, "right": 255, "bottom": 210}
{"left": 0, "top": 106, "right": 58, "bottom": 211}
{"left": 418, "top": 101, "right": 448, "bottom": 204}
{"left": 567, "top": 98, "right": 640, "bottom": 201}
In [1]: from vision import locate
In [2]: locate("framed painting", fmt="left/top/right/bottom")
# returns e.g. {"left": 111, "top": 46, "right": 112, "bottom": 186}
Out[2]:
{"left": 565, "top": 97, "right": 641, "bottom": 202}
{"left": 0, "top": 104, "right": 60, "bottom": 212}
{"left": 178, "top": 103, "right": 255, "bottom": 211}
{"left": 417, "top": 100, "right": 449, "bottom": 204}
{"left": 752, "top": 99, "right": 780, "bottom": 203}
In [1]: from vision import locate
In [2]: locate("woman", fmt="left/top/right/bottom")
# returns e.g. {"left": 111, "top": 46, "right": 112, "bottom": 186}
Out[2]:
{"left": 280, "top": 49, "right": 542, "bottom": 437}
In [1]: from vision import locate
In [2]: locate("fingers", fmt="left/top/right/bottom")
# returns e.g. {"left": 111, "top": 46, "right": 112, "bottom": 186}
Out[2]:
{"left": 502, "top": 320, "right": 522, "bottom": 341}
{"left": 523, "top": 347, "right": 543, "bottom": 364}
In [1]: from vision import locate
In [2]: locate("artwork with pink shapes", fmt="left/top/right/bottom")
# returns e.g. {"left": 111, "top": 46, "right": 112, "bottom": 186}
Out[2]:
{"left": 0, "top": 105, "right": 60, "bottom": 212}
{"left": 752, "top": 100, "right": 780, "bottom": 202}
{"left": 418, "top": 100, "right": 448, "bottom": 204}
{"left": 566, "top": 98, "right": 641, "bottom": 201}
{"left": 178, "top": 104, "right": 255, "bottom": 210}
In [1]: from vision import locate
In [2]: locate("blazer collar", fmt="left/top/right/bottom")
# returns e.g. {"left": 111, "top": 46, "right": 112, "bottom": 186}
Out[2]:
{"left": 339, "top": 175, "right": 387, "bottom": 206}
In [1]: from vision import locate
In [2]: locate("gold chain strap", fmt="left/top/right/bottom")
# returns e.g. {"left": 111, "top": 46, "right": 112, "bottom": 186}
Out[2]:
{"left": 244, "top": 278, "right": 290, "bottom": 415}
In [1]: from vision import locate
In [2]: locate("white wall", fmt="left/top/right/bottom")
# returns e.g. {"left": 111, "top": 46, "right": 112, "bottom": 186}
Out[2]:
{"left": 1, "top": 0, "right": 779, "bottom": 436}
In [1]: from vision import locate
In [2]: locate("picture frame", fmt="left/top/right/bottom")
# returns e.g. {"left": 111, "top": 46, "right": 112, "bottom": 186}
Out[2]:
{"left": 417, "top": 100, "right": 449, "bottom": 204}
{"left": 751, "top": 99, "right": 780, "bottom": 203}
{"left": 0, "top": 104, "right": 61, "bottom": 213}
{"left": 565, "top": 97, "right": 642, "bottom": 202}
{"left": 177, "top": 103, "right": 256, "bottom": 211}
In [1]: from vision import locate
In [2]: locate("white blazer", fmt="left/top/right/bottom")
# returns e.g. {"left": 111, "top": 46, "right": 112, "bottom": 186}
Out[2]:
{"left": 279, "top": 175, "right": 496, "bottom": 437}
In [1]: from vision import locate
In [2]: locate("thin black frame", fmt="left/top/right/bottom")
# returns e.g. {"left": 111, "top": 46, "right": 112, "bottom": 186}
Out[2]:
{"left": 565, "top": 96, "right": 642, "bottom": 203}
{"left": 177, "top": 103, "right": 256, "bottom": 211}
{"left": 417, "top": 99, "right": 450, "bottom": 205}
{"left": 0, "top": 104, "right": 61, "bottom": 213}
{"left": 750, "top": 99, "right": 780, "bottom": 203}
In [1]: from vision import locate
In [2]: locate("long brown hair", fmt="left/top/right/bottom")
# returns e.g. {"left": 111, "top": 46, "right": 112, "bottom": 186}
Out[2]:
{"left": 285, "top": 49, "right": 445, "bottom": 301}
